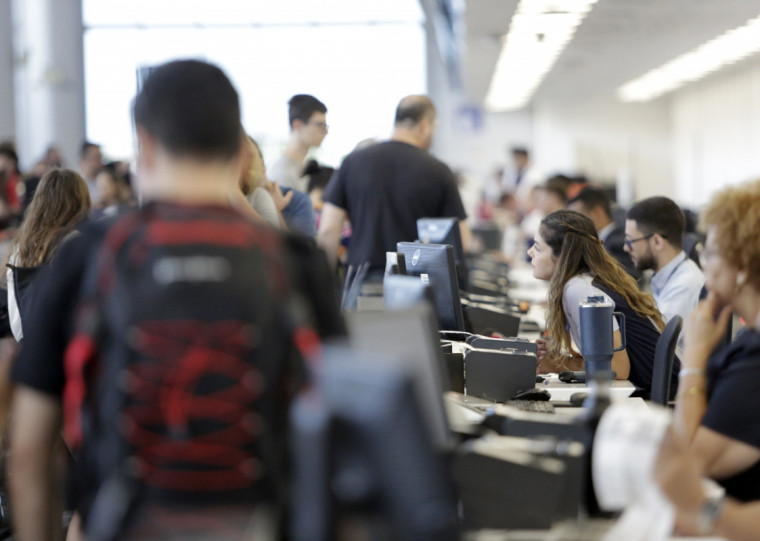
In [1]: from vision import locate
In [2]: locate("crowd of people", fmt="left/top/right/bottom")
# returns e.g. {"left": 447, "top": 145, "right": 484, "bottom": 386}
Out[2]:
{"left": 0, "top": 57, "right": 757, "bottom": 540}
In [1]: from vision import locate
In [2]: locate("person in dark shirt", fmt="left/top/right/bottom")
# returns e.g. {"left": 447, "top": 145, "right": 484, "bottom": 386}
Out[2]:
{"left": 527, "top": 210, "right": 665, "bottom": 391}
{"left": 7, "top": 59, "right": 340, "bottom": 541}
{"left": 317, "top": 95, "right": 469, "bottom": 272}
{"left": 657, "top": 428, "right": 760, "bottom": 539}
{"left": 674, "top": 179, "right": 760, "bottom": 503}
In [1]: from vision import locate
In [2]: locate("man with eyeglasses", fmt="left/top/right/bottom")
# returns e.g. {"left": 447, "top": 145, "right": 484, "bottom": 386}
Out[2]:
{"left": 268, "top": 94, "right": 329, "bottom": 193}
{"left": 625, "top": 196, "right": 704, "bottom": 325}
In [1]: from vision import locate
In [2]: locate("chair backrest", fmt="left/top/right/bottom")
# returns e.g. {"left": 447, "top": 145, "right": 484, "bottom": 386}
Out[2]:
{"left": 650, "top": 315, "right": 682, "bottom": 405}
{"left": 682, "top": 232, "right": 704, "bottom": 267}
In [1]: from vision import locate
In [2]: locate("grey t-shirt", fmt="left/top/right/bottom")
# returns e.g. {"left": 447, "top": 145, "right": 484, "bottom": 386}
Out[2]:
{"left": 562, "top": 274, "right": 619, "bottom": 350}
{"left": 268, "top": 155, "right": 307, "bottom": 192}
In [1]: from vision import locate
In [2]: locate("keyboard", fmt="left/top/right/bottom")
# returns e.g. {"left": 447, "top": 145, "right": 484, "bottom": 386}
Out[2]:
{"left": 505, "top": 400, "right": 555, "bottom": 414}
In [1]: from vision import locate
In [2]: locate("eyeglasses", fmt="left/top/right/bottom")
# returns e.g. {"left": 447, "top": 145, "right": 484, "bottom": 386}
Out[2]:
{"left": 698, "top": 245, "right": 715, "bottom": 266}
{"left": 308, "top": 120, "right": 329, "bottom": 131}
{"left": 624, "top": 233, "right": 654, "bottom": 249}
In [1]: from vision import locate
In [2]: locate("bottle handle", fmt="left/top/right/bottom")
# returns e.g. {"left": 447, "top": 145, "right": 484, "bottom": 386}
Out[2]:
{"left": 613, "top": 311, "right": 626, "bottom": 352}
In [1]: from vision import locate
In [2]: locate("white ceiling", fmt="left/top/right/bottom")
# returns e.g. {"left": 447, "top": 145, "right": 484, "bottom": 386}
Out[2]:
{"left": 462, "top": 0, "right": 760, "bottom": 107}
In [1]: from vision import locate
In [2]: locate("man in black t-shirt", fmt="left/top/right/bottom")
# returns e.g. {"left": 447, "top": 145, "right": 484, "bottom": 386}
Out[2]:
{"left": 7, "top": 60, "right": 339, "bottom": 541}
{"left": 317, "top": 95, "right": 470, "bottom": 272}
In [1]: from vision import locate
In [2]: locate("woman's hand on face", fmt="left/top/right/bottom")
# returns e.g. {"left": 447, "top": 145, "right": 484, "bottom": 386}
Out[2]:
{"left": 682, "top": 292, "right": 732, "bottom": 365}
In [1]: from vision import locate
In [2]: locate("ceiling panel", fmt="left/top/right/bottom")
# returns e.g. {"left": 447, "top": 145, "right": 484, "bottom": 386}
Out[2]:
{"left": 462, "top": 0, "right": 760, "bottom": 106}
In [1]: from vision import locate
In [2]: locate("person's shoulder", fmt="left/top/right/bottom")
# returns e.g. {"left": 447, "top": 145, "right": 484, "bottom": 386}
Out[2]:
{"left": 268, "top": 154, "right": 290, "bottom": 171}
{"left": 564, "top": 274, "right": 611, "bottom": 305}
{"left": 562, "top": 275, "right": 592, "bottom": 303}
{"left": 249, "top": 186, "right": 271, "bottom": 204}
{"left": 564, "top": 274, "right": 594, "bottom": 292}
{"left": 728, "top": 328, "right": 760, "bottom": 357}
{"left": 267, "top": 155, "right": 298, "bottom": 181}
{"left": 343, "top": 141, "right": 392, "bottom": 162}
{"left": 425, "top": 151, "right": 456, "bottom": 179}
{"left": 59, "top": 216, "right": 113, "bottom": 256}
{"left": 681, "top": 257, "right": 705, "bottom": 279}
{"left": 605, "top": 223, "right": 626, "bottom": 243}
{"left": 708, "top": 330, "right": 760, "bottom": 393}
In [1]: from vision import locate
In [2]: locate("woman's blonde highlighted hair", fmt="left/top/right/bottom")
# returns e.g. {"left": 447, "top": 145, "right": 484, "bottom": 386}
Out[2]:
{"left": 238, "top": 130, "right": 267, "bottom": 196}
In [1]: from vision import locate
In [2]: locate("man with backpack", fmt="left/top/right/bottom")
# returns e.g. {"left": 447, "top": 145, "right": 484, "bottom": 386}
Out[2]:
{"left": 8, "top": 60, "right": 335, "bottom": 540}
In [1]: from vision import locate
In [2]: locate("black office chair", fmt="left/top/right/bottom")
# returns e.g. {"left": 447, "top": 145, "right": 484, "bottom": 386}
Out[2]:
{"left": 682, "top": 231, "right": 704, "bottom": 267}
{"left": 650, "top": 315, "right": 682, "bottom": 405}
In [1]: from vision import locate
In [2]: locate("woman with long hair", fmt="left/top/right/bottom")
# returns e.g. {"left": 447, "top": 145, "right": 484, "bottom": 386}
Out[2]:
{"left": 528, "top": 209, "right": 666, "bottom": 392}
{"left": 5, "top": 167, "right": 91, "bottom": 341}
{"left": 240, "top": 136, "right": 289, "bottom": 229}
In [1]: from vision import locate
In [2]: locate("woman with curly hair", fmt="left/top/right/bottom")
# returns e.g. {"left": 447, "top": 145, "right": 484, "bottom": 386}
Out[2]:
{"left": 674, "top": 180, "right": 760, "bottom": 503}
{"left": 528, "top": 209, "right": 667, "bottom": 392}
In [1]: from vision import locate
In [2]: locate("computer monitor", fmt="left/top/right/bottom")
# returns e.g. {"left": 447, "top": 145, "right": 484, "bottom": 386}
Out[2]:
{"left": 384, "top": 251, "right": 407, "bottom": 276}
{"left": 345, "top": 304, "right": 453, "bottom": 450}
{"left": 417, "top": 218, "right": 467, "bottom": 289}
{"left": 290, "top": 345, "right": 459, "bottom": 541}
{"left": 383, "top": 274, "right": 435, "bottom": 312}
{"left": 397, "top": 242, "right": 465, "bottom": 331}
{"left": 417, "top": 217, "right": 463, "bottom": 264}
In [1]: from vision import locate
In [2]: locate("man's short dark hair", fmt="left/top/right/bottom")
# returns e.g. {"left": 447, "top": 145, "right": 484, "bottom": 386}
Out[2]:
{"left": 80, "top": 141, "right": 100, "bottom": 160}
{"left": 537, "top": 176, "right": 571, "bottom": 204}
{"left": 627, "top": 196, "right": 685, "bottom": 248}
{"left": 567, "top": 185, "right": 612, "bottom": 219}
{"left": 511, "top": 146, "right": 529, "bottom": 158}
{"left": 0, "top": 144, "right": 18, "bottom": 166}
{"left": 132, "top": 59, "right": 241, "bottom": 160}
{"left": 394, "top": 95, "right": 435, "bottom": 126}
{"left": 288, "top": 94, "right": 327, "bottom": 128}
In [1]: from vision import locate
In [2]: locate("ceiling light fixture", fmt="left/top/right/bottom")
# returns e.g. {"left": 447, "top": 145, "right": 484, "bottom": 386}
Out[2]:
{"left": 484, "top": 0, "right": 599, "bottom": 112}
{"left": 618, "top": 14, "right": 760, "bottom": 102}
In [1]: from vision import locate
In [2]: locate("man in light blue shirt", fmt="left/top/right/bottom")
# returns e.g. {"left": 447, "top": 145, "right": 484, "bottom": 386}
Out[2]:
{"left": 625, "top": 197, "right": 705, "bottom": 324}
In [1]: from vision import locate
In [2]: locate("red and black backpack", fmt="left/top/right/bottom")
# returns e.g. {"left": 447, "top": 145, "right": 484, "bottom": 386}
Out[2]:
{"left": 62, "top": 203, "right": 312, "bottom": 537}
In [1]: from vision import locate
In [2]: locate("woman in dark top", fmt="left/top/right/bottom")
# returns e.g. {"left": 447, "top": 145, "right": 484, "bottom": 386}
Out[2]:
{"left": 4, "top": 167, "right": 91, "bottom": 341}
{"left": 675, "top": 180, "right": 760, "bottom": 502}
{"left": 528, "top": 210, "right": 665, "bottom": 391}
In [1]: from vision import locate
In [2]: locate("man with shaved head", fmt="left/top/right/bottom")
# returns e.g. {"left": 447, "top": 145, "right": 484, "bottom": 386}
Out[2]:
{"left": 318, "top": 95, "right": 470, "bottom": 273}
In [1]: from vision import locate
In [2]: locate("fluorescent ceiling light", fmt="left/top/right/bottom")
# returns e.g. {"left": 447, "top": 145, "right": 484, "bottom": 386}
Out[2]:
{"left": 485, "top": 0, "right": 599, "bottom": 112}
{"left": 618, "top": 14, "right": 760, "bottom": 102}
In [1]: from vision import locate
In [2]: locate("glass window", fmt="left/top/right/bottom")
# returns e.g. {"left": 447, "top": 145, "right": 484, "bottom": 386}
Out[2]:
{"left": 83, "top": 1, "right": 426, "bottom": 168}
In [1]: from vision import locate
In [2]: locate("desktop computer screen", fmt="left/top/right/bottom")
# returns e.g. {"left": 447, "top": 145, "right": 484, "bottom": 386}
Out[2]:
{"left": 345, "top": 304, "right": 453, "bottom": 450}
{"left": 417, "top": 217, "right": 467, "bottom": 289}
{"left": 383, "top": 274, "right": 435, "bottom": 312}
{"left": 396, "top": 242, "right": 465, "bottom": 331}
{"left": 290, "top": 345, "right": 459, "bottom": 541}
